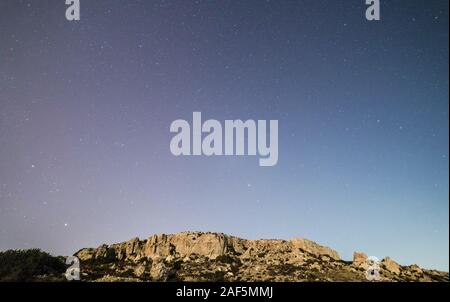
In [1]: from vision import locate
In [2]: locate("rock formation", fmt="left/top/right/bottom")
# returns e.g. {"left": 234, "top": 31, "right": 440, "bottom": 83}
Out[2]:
{"left": 74, "top": 231, "right": 449, "bottom": 282}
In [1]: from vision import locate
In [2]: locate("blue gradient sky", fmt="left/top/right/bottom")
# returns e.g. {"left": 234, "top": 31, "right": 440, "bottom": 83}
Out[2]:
{"left": 0, "top": 0, "right": 448, "bottom": 270}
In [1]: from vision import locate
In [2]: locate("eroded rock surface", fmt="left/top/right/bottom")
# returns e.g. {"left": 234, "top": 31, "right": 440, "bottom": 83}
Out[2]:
{"left": 74, "top": 231, "right": 449, "bottom": 282}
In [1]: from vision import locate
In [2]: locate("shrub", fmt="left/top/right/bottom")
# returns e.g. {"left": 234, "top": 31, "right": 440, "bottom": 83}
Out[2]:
{"left": 0, "top": 249, "right": 66, "bottom": 282}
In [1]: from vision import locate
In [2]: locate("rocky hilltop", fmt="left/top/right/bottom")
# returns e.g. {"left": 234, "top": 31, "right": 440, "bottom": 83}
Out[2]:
{"left": 75, "top": 231, "right": 448, "bottom": 282}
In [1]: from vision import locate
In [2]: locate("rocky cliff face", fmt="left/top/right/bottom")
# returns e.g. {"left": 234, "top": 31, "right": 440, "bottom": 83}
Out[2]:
{"left": 74, "top": 232, "right": 448, "bottom": 282}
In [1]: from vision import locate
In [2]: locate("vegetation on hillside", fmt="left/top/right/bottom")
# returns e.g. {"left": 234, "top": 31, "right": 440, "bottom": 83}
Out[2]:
{"left": 0, "top": 249, "right": 66, "bottom": 282}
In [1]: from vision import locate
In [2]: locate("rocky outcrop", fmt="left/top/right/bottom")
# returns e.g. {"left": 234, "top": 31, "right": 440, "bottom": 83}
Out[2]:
{"left": 76, "top": 232, "right": 340, "bottom": 263}
{"left": 149, "top": 259, "right": 169, "bottom": 281}
{"left": 290, "top": 238, "right": 340, "bottom": 260}
{"left": 352, "top": 251, "right": 368, "bottom": 268}
{"left": 77, "top": 232, "right": 237, "bottom": 262}
{"left": 382, "top": 257, "right": 401, "bottom": 275}
{"left": 74, "top": 232, "right": 449, "bottom": 282}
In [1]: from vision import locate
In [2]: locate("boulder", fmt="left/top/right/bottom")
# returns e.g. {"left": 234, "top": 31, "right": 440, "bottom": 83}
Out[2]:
{"left": 409, "top": 264, "right": 423, "bottom": 275}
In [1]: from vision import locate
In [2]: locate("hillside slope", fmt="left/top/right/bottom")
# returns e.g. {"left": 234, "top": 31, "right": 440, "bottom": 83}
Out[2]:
{"left": 74, "top": 231, "right": 449, "bottom": 282}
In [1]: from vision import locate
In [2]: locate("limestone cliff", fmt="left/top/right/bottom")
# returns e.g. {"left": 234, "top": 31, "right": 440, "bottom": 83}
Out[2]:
{"left": 74, "top": 231, "right": 449, "bottom": 282}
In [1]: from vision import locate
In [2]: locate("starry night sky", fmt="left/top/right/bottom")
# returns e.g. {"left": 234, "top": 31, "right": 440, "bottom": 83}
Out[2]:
{"left": 0, "top": 0, "right": 448, "bottom": 270}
